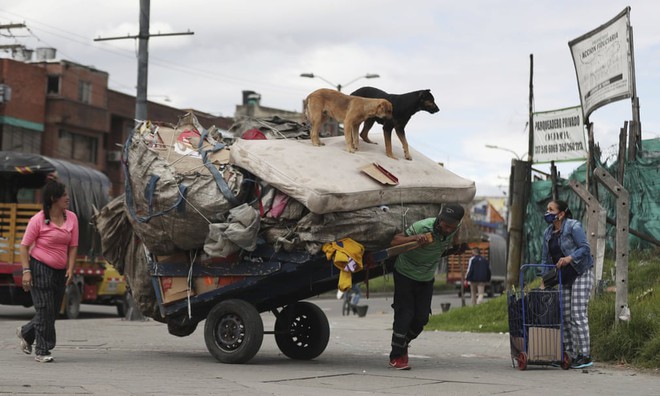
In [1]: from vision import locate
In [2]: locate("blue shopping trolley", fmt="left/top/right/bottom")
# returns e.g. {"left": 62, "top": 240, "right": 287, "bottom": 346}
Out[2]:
{"left": 507, "top": 264, "right": 571, "bottom": 370}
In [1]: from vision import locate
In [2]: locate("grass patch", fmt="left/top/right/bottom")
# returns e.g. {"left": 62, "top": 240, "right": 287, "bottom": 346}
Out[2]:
{"left": 427, "top": 294, "right": 509, "bottom": 333}
{"left": 425, "top": 248, "right": 660, "bottom": 368}
{"left": 589, "top": 250, "right": 660, "bottom": 368}
{"left": 361, "top": 274, "right": 454, "bottom": 294}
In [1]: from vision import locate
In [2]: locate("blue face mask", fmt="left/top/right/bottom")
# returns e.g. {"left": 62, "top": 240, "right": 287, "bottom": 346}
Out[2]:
{"left": 544, "top": 212, "right": 558, "bottom": 224}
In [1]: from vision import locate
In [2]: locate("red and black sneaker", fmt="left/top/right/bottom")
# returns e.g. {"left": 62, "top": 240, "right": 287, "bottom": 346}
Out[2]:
{"left": 389, "top": 355, "right": 411, "bottom": 370}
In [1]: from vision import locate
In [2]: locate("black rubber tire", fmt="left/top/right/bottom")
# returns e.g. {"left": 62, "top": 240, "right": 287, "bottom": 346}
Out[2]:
{"left": 64, "top": 284, "right": 81, "bottom": 319}
{"left": 274, "top": 302, "right": 330, "bottom": 360}
{"left": 204, "top": 299, "right": 263, "bottom": 364}
{"left": 116, "top": 293, "right": 129, "bottom": 317}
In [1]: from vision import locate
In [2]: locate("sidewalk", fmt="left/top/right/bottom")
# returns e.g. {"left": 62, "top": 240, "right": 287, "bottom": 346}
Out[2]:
{"left": 1, "top": 302, "right": 657, "bottom": 395}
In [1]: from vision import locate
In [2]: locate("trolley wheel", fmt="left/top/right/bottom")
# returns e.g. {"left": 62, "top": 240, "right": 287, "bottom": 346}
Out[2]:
{"left": 204, "top": 299, "right": 264, "bottom": 364}
{"left": 275, "top": 302, "right": 330, "bottom": 360}
{"left": 517, "top": 352, "right": 528, "bottom": 370}
{"left": 64, "top": 284, "right": 81, "bottom": 319}
{"left": 561, "top": 351, "right": 572, "bottom": 370}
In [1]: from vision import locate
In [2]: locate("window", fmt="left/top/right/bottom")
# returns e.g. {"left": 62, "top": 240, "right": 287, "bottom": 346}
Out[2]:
{"left": 47, "top": 75, "right": 60, "bottom": 94}
{"left": 78, "top": 81, "right": 92, "bottom": 104}
{"left": 1, "top": 125, "right": 41, "bottom": 153}
{"left": 58, "top": 130, "right": 97, "bottom": 163}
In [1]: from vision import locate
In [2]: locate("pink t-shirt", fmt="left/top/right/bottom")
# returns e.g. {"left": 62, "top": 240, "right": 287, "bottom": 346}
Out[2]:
{"left": 21, "top": 210, "right": 79, "bottom": 270}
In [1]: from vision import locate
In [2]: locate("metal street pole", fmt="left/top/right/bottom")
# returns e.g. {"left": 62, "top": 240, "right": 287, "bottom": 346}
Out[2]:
{"left": 135, "top": 0, "right": 150, "bottom": 122}
{"left": 94, "top": 0, "right": 193, "bottom": 123}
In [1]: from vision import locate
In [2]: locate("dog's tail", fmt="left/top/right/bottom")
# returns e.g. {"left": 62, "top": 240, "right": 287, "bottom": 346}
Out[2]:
{"left": 303, "top": 98, "right": 310, "bottom": 123}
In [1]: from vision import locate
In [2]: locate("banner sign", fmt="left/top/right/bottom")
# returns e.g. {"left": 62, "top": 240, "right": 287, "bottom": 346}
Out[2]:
{"left": 533, "top": 106, "right": 587, "bottom": 163}
{"left": 568, "top": 7, "right": 633, "bottom": 119}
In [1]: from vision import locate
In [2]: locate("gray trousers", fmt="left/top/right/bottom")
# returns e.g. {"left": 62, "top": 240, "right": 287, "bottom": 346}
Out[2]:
{"left": 20, "top": 257, "right": 66, "bottom": 356}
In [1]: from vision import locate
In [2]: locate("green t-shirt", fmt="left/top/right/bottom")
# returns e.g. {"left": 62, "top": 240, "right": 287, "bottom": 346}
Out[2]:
{"left": 394, "top": 217, "right": 459, "bottom": 282}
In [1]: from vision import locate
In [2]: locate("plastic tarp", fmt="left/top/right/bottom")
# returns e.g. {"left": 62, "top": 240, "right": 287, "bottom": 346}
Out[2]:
{"left": 123, "top": 115, "right": 249, "bottom": 255}
{"left": 0, "top": 151, "right": 111, "bottom": 256}
{"left": 229, "top": 134, "right": 476, "bottom": 214}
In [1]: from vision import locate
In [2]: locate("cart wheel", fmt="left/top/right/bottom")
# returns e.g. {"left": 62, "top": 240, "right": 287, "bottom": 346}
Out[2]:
{"left": 64, "top": 284, "right": 81, "bottom": 319}
{"left": 517, "top": 352, "right": 528, "bottom": 370}
{"left": 204, "top": 299, "right": 263, "bottom": 364}
{"left": 275, "top": 302, "right": 330, "bottom": 360}
{"left": 167, "top": 317, "right": 198, "bottom": 337}
{"left": 561, "top": 351, "right": 572, "bottom": 370}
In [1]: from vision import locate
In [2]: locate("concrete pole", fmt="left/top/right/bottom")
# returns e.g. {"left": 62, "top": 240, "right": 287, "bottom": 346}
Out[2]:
{"left": 593, "top": 167, "right": 630, "bottom": 323}
{"left": 135, "top": 0, "right": 150, "bottom": 122}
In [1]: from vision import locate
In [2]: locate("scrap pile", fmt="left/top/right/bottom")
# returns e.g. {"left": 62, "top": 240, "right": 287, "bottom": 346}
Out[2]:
{"left": 95, "top": 112, "right": 476, "bottom": 321}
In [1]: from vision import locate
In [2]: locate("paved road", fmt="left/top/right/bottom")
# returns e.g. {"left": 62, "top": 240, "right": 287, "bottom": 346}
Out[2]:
{"left": 1, "top": 294, "right": 657, "bottom": 396}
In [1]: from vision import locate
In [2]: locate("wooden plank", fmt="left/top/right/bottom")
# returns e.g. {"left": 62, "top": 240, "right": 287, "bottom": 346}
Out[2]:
{"left": 369, "top": 233, "right": 433, "bottom": 262}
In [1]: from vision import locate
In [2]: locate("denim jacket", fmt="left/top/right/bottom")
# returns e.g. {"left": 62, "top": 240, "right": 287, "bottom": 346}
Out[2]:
{"left": 541, "top": 218, "right": 593, "bottom": 275}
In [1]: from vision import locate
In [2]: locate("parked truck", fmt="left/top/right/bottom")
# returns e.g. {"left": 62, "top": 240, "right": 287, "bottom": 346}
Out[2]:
{"left": 0, "top": 151, "right": 127, "bottom": 318}
{"left": 446, "top": 232, "right": 507, "bottom": 297}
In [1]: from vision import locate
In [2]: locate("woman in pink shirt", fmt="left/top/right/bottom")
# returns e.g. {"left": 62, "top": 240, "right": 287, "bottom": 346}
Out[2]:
{"left": 16, "top": 179, "right": 79, "bottom": 363}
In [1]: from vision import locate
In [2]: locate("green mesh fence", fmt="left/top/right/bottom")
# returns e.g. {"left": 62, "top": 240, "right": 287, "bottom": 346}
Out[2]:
{"left": 524, "top": 138, "right": 660, "bottom": 263}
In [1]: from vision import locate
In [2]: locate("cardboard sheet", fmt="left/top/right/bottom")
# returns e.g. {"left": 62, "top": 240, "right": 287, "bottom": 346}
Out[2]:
{"left": 528, "top": 327, "right": 562, "bottom": 361}
{"left": 230, "top": 135, "right": 476, "bottom": 214}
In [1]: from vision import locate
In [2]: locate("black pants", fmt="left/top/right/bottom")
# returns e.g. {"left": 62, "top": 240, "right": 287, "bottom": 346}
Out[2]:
{"left": 21, "top": 257, "right": 66, "bottom": 356}
{"left": 390, "top": 269, "right": 435, "bottom": 359}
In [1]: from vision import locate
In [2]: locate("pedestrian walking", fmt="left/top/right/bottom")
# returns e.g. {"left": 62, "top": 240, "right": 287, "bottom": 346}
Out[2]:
{"left": 16, "top": 179, "right": 78, "bottom": 363}
{"left": 466, "top": 247, "right": 491, "bottom": 305}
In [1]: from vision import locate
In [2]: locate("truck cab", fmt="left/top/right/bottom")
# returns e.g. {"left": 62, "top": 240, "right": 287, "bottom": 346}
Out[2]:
{"left": 0, "top": 151, "right": 127, "bottom": 318}
{"left": 446, "top": 233, "right": 507, "bottom": 297}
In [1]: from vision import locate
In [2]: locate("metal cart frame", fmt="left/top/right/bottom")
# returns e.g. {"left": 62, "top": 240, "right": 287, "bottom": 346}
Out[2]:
{"left": 508, "top": 264, "right": 571, "bottom": 370}
{"left": 149, "top": 244, "right": 393, "bottom": 364}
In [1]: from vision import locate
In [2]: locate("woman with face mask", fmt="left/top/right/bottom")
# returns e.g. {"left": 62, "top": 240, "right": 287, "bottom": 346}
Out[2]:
{"left": 541, "top": 199, "right": 594, "bottom": 369}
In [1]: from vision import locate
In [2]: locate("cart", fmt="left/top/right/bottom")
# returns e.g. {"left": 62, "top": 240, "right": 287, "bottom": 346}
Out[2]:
{"left": 148, "top": 244, "right": 394, "bottom": 364}
{"left": 507, "top": 264, "right": 571, "bottom": 370}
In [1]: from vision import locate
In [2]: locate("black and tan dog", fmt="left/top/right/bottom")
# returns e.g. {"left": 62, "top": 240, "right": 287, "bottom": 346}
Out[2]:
{"left": 305, "top": 88, "right": 393, "bottom": 154}
{"left": 350, "top": 86, "right": 439, "bottom": 160}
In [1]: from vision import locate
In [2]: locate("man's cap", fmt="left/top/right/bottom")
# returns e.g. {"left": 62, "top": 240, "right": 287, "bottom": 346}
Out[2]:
{"left": 437, "top": 203, "right": 465, "bottom": 224}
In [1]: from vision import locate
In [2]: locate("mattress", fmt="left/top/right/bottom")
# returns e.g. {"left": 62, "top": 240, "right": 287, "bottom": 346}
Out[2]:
{"left": 230, "top": 134, "right": 476, "bottom": 214}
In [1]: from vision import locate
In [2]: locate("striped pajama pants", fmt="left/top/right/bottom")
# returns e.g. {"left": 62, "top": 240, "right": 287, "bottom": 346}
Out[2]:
{"left": 20, "top": 257, "right": 66, "bottom": 356}
{"left": 561, "top": 267, "right": 594, "bottom": 357}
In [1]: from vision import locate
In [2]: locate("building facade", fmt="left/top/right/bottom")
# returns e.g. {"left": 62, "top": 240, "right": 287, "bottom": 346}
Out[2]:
{"left": 0, "top": 57, "right": 233, "bottom": 197}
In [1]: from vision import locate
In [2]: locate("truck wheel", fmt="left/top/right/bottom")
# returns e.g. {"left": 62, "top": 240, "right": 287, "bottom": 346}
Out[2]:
{"left": 64, "top": 284, "right": 81, "bottom": 319}
{"left": 204, "top": 299, "right": 263, "bottom": 364}
{"left": 116, "top": 293, "right": 129, "bottom": 317}
{"left": 275, "top": 302, "right": 329, "bottom": 360}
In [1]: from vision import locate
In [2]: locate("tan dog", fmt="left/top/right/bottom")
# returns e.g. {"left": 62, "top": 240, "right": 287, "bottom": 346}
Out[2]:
{"left": 305, "top": 88, "right": 393, "bottom": 153}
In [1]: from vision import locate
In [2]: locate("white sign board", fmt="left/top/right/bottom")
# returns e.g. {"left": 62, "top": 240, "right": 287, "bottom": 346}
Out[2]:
{"left": 533, "top": 106, "right": 587, "bottom": 163}
{"left": 568, "top": 7, "right": 633, "bottom": 119}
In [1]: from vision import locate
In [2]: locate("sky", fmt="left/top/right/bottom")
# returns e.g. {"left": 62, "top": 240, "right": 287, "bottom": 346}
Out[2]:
{"left": 1, "top": 0, "right": 658, "bottom": 197}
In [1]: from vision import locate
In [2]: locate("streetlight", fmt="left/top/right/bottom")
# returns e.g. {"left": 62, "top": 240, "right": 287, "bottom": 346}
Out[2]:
{"left": 485, "top": 144, "right": 527, "bottom": 160}
{"left": 300, "top": 73, "right": 380, "bottom": 92}
{"left": 148, "top": 94, "right": 171, "bottom": 103}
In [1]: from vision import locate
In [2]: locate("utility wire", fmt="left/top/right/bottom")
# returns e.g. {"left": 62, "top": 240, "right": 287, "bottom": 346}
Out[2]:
{"left": 0, "top": 9, "right": 307, "bottom": 95}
